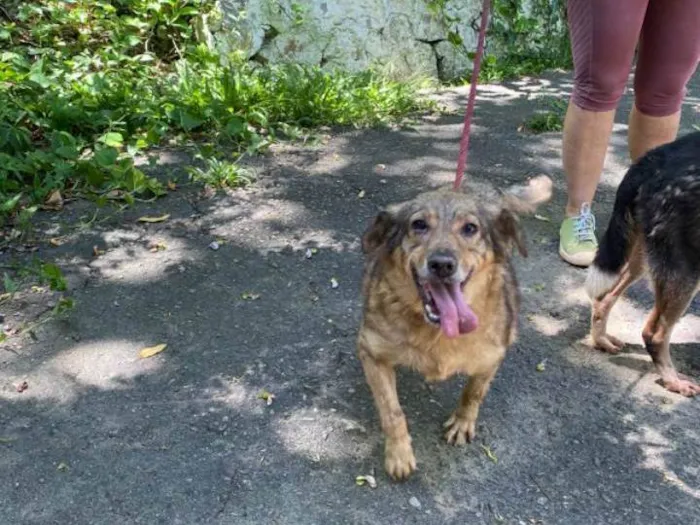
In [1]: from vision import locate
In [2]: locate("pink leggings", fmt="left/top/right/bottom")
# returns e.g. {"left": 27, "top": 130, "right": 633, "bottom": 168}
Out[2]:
{"left": 568, "top": 0, "right": 700, "bottom": 116}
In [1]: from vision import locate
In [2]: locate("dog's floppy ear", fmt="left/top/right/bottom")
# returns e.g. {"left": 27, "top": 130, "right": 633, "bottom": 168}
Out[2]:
{"left": 494, "top": 208, "right": 528, "bottom": 258}
{"left": 361, "top": 204, "right": 404, "bottom": 255}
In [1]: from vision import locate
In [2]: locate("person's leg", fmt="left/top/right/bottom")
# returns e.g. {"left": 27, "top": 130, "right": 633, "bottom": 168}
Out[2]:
{"left": 559, "top": 0, "right": 648, "bottom": 267}
{"left": 628, "top": 0, "right": 700, "bottom": 162}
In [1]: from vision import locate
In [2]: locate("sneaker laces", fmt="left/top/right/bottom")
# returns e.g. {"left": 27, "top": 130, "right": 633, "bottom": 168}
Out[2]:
{"left": 573, "top": 203, "right": 595, "bottom": 243}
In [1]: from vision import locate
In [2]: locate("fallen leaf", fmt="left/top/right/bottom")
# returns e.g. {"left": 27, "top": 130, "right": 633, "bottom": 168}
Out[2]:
{"left": 355, "top": 474, "right": 377, "bottom": 488}
{"left": 357, "top": 190, "right": 366, "bottom": 199}
{"left": 139, "top": 343, "right": 167, "bottom": 359}
{"left": 167, "top": 180, "right": 177, "bottom": 191}
{"left": 93, "top": 245, "right": 105, "bottom": 257}
{"left": 149, "top": 241, "right": 167, "bottom": 252}
{"left": 42, "top": 190, "right": 64, "bottom": 211}
{"left": 49, "top": 237, "right": 65, "bottom": 247}
{"left": 241, "top": 292, "right": 260, "bottom": 301}
{"left": 257, "top": 389, "right": 275, "bottom": 406}
{"left": 57, "top": 462, "right": 69, "bottom": 472}
{"left": 15, "top": 380, "right": 28, "bottom": 393}
{"left": 533, "top": 283, "right": 545, "bottom": 292}
{"left": 534, "top": 214, "right": 550, "bottom": 222}
{"left": 330, "top": 277, "right": 339, "bottom": 289}
{"left": 137, "top": 214, "right": 170, "bottom": 223}
{"left": 536, "top": 360, "right": 546, "bottom": 372}
{"left": 480, "top": 444, "right": 498, "bottom": 463}
{"left": 0, "top": 437, "right": 16, "bottom": 444}
{"left": 106, "top": 190, "right": 125, "bottom": 200}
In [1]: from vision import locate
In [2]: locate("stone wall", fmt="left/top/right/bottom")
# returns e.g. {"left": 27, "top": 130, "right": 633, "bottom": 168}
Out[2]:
{"left": 214, "top": 0, "right": 483, "bottom": 80}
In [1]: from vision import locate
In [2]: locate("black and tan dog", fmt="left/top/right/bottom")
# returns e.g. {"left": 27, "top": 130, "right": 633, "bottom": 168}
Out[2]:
{"left": 586, "top": 130, "right": 700, "bottom": 397}
{"left": 356, "top": 175, "right": 552, "bottom": 480}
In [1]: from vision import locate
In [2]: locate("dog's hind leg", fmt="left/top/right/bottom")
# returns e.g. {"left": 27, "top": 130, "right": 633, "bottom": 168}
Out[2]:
{"left": 590, "top": 240, "right": 645, "bottom": 353}
{"left": 357, "top": 346, "right": 416, "bottom": 480}
{"left": 642, "top": 280, "right": 700, "bottom": 397}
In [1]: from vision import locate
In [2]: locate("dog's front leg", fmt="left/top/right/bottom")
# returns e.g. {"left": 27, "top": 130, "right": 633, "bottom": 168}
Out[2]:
{"left": 358, "top": 346, "right": 416, "bottom": 480}
{"left": 444, "top": 360, "right": 501, "bottom": 445}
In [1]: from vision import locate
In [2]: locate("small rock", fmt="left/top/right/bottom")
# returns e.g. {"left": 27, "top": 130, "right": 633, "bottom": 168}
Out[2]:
{"left": 537, "top": 496, "right": 548, "bottom": 506}
{"left": 409, "top": 496, "right": 421, "bottom": 509}
{"left": 208, "top": 241, "right": 220, "bottom": 251}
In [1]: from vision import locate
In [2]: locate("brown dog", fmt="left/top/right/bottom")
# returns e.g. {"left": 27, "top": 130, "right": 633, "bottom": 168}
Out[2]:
{"left": 356, "top": 175, "right": 552, "bottom": 480}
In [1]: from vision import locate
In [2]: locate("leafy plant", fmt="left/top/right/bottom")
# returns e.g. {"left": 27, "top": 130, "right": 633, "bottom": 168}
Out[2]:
{"left": 523, "top": 111, "right": 564, "bottom": 133}
{"left": 426, "top": 0, "right": 572, "bottom": 83}
{"left": 522, "top": 98, "right": 567, "bottom": 133}
{"left": 186, "top": 156, "right": 254, "bottom": 189}
{"left": 39, "top": 263, "right": 67, "bottom": 292}
{"left": 2, "top": 273, "right": 19, "bottom": 294}
{"left": 482, "top": 0, "right": 572, "bottom": 81}
{"left": 1, "top": 0, "right": 429, "bottom": 225}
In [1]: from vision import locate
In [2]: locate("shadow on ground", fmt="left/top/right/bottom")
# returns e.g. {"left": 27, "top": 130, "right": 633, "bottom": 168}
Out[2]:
{"left": 1, "top": 70, "right": 699, "bottom": 525}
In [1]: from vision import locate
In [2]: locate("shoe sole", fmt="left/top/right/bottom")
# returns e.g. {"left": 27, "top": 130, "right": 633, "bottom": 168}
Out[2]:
{"left": 558, "top": 244, "right": 596, "bottom": 267}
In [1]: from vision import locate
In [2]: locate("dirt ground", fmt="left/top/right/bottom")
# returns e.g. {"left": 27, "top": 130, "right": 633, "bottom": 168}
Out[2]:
{"left": 1, "top": 70, "right": 699, "bottom": 525}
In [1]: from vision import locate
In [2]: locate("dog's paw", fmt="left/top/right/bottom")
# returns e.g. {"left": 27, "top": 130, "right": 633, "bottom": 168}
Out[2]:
{"left": 443, "top": 412, "right": 476, "bottom": 445}
{"left": 591, "top": 332, "right": 625, "bottom": 354}
{"left": 384, "top": 437, "right": 416, "bottom": 481}
{"left": 661, "top": 375, "right": 700, "bottom": 397}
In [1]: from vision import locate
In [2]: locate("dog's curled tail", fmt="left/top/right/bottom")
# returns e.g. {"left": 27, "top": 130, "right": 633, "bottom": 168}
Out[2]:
{"left": 584, "top": 163, "right": 647, "bottom": 301}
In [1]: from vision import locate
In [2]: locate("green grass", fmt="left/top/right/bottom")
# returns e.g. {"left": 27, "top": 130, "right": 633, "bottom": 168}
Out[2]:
{"left": 186, "top": 156, "right": 254, "bottom": 189}
{"left": 522, "top": 99, "right": 568, "bottom": 133}
{"left": 523, "top": 111, "right": 564, "bottom": 133}
{"left": 0, "top": 0, "right": 431, "bottom": 226}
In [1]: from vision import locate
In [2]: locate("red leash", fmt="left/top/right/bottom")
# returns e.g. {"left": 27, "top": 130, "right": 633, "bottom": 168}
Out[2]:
{"left": 453, "top": 0, "right": 491, "bottom": 191}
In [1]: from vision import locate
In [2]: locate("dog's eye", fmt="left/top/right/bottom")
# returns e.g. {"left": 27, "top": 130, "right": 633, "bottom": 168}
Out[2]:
{"left": 411, "top": 219, "right": 429, "bottom": 233}
{"left": 462, "top": 223, "right": 478, "bottom": 237}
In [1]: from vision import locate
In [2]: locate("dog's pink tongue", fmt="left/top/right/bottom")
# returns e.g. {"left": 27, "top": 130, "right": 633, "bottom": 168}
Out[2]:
{"left": 428, "top": 282, "right": 479, "bottom": 338}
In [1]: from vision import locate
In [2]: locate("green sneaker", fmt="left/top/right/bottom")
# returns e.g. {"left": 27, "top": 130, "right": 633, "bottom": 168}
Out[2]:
{"left": 559, "top": 203, "right": 598, "bottom": 267}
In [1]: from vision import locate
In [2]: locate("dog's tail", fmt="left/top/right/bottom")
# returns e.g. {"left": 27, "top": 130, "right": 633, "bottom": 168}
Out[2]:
{"left": 584, "top": 162, "right": 649, "bottom": 301}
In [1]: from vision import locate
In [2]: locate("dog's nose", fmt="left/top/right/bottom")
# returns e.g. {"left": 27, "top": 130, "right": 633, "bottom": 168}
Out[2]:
{"left": 427, "top": 252, "right": 457, "bottom": 279}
